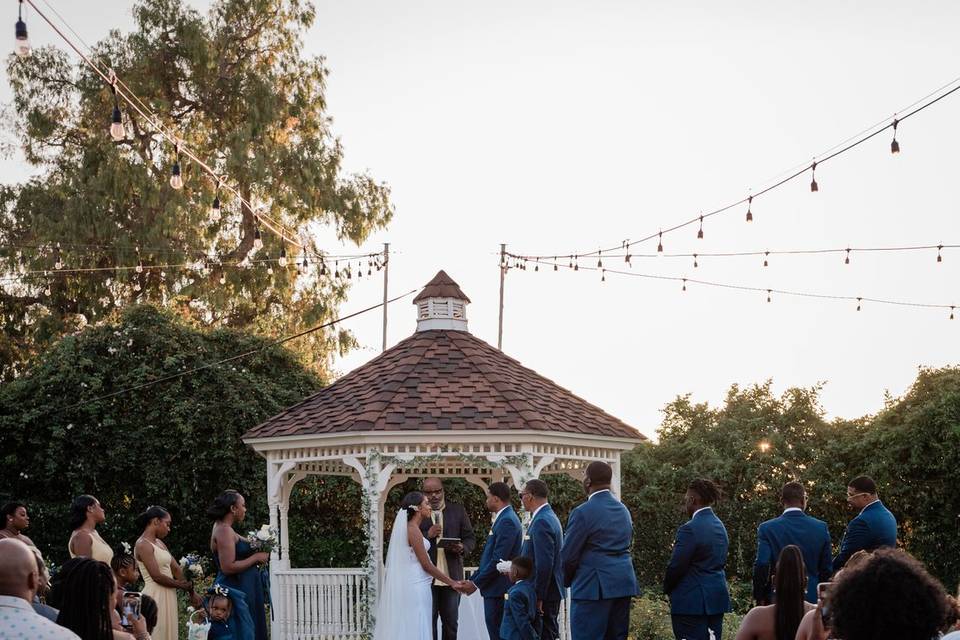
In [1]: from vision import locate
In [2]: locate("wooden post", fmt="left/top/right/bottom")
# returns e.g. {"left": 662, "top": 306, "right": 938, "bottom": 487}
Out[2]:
{"left": 381, "top": 243, "right": 390, "bottom": 352}
{"left": 498, "top": 244, "right": 506, "bottom": 350}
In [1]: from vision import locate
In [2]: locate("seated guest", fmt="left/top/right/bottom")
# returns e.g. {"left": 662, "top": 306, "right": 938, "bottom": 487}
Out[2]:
{"left": 734, "top": 545, "right": 813, "bottom": 640}
{"left": 832, "top": 476, "right": 896, "bottom": 572}
{"left": 29, "top": 547, "right": 59, "bottom": 623}
{"left": 828, "top": 549, "right": 953, "bottom": 640}
{"left": 499, "top": 556, "right": 538, "bottom": 640}
{"left": 0, "top": 538, "right": 79, "bottom": 639}
{"left": 0, "top": 501, "right": 34, "bottom": 547}
{"left": 794, "top": 550, "right": 871, "bottom": 640}
{"left": 49, "top": 556, "right": 148, "bottom": 640}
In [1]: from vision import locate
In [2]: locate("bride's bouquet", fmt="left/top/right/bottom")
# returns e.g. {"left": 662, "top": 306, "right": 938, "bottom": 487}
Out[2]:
{"left": 247, "top": 524, "right": 278, "bottom": 555}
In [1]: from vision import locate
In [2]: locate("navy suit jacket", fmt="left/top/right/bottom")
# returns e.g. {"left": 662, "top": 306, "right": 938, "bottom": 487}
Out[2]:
{"left": 832, "top": 500, "right": 897, "bottom": 572}
{"left": 753, "top": 509, "right": 832, "bottom": 603}
{"left": 663, "top": 507, "right": 731, "bottom": 616}
{"left": 472, "top": 506, "right": 523, "bottom": 599}
{"left": 520, "top": 503, "right": 564, "bottom": 603}
{"left": 559, "top": 490, "right": 640, "bottom": 601}
{"left": 499, "top": 580, "right": 539, "bottom": 640}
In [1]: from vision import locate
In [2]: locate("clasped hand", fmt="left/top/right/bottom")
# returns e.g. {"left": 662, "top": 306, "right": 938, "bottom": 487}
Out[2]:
{"left": 452, "top": 580, "right": 476, "bottom": 595}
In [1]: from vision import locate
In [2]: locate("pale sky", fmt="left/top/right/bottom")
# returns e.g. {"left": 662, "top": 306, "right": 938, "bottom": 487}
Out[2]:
{"left": 5, "top": 1, "right": 960, "bottom": 439}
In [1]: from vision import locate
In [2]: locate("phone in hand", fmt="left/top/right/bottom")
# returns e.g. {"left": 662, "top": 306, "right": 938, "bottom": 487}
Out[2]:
{"left": 121, "top": 591, "right": 142, "bottom": 628}
{"left": 817, "top": 581, "right": 833, "bottom": 628}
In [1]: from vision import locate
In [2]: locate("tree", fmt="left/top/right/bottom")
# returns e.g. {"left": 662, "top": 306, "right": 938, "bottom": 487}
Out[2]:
{"left": 0, "top": 304, "right": 321, "bottom": 563}
{"left": 0, "top": 0, "right": 392, "bottom": 379}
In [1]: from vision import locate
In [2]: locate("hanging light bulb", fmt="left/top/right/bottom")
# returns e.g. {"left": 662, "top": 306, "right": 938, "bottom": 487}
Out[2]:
{"left": 597, "top": 250, "right": 603, "bottom": 269}
{"left": 693, "top": 253, "right": 698, "bottom": 268}
{"left": 682, "top": 278, "right": 687, "bottom": 292}
{"left": 44, "top": 282, "right": 51, "bottom": 296}
{"left": 697, "top": 215, "right": 704, "bottom": 239}
{"left": 746, "top": 195, "right": 754, "bottom": 222}
{"left": 367, "top": 266, "right": 372, "bottom": 276}
{"left": 574, "top": 255, "right": 579, "bottom": 271}
{"left": 937, "top": 244, "right": 943, "bottom": 263}
{"left": 14, "top": 0, "right": 30, "bottom": 58}
{"left": 253, "top": 225, "right": 263, "bottom": 250}
{"left": 18, "top": 252, "right": 26, "bottom": 267}
{"left": 844, "top": 248, "right": 851, "bottom": 265}
{"left": 210, "top": 193, "right": 222, "bottom": 222}
{"left": 601, "top": 269, "right": 605, "bottom": 283}
{"left": 109, "top": 84, "right": 124, "bottom": 141}
{"left": 135, "top": 259, "right": 143, "bottom": 274}
{"left": 219, "top": 273, "right": 226, "bottom": 285}
{"left": 278, "top": 246, "right": 287, "bottom": 267}
{"left": 302, "top": 253, "right": 309, "bottom": 270}
{"left": 767, "top": 289, "right": 772, "bottom": 303}
{"left": 553, "top": 262, "right": 558, "bottom": 271}
{"left": 950, "top": 306, "right": 955, "bottom": 321}
{"left": 320, "top": 261, "right": 327, "bottom": 276}
{"left": 657, "top": 231, "right": 664, "bottom": 253}
{"left": 170, "top": 147, "right": 183, "bottom": 189}
{"left": 809, "top": 161, "right": 818, "bottom": 192}
{"left": 856, "top": 297, "right": 862, "bottom": 312}
{"left": 890, "top": 118, "right": 900, "bottom": 154}
{"left": 568, "top": 256, "right": 573, "bottom": 269}
{"left": 763, "top": 251, "right": 769, "bottom": 267}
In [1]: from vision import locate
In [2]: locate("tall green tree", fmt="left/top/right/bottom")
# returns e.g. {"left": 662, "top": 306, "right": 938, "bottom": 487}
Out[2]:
{"left": 0, "top": 0, "right": 392, "bottom": 379}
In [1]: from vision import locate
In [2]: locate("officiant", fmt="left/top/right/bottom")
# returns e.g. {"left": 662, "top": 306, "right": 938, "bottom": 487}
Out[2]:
{"left": 420, "top": 477, "right": 477, "bottom": 640}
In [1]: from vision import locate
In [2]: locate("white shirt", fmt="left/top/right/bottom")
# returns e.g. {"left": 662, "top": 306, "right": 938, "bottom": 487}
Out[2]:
{"left": 692, "top": 506, "right": 713, "bottom": 518}
{"left": 783, "top": 507, "right": 803, "bottom": 514}
{"left": 531, "top": 503, "right": 548, "bottom": 520}
{"left": 859, "top": 498, "right": 880, "bottom": 515}
{"left": 491, "top": 505, "right": 510, "bottom": 527}
{"left": 0, "top": 595, "right": 80, "bottom": 640}
{"left": 588, "top": 489, "right": 611, "bottom": 500}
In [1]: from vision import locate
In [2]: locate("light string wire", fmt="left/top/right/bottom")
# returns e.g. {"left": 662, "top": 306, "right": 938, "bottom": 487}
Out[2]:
{"left": 511, "top": 75, "right": 960, "bottom": 261}
{"left": 42, "top": 288, "right": 418, "bottom": 416}
{"left": 506, "top": 242, "right": 959, "bottom": 264}
{"left": 518, "top": 257, "right": 958, "bottom": 315}
{"left": 22, "top": 0, "right": 334, "bottom": 257}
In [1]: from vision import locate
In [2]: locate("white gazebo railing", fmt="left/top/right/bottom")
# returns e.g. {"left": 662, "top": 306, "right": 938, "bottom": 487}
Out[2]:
{"left": 273, "top": 568, "right": 368, "bottom": 640}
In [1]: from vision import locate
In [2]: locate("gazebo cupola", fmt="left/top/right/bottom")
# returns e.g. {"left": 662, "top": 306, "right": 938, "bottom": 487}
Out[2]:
{"left": 414, "top": 270, "right": 470, "bottom": 332}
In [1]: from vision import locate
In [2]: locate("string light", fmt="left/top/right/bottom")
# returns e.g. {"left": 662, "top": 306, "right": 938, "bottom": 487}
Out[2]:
{"left": 682, "top": 278, "right": 687, "bottom": 292}
{"left": 14, "top": 0, "right": 29, "bottom": 58}
{"left": 109, "top": 83, "right": 124, "bottom": 141}
{"left": 210, "top": 192, "right": 221, "bottom": 222}
{"left": 597, "top": 250, "right": 603, "bottom": 269}
{"left": 53, "top": 243, "right": 62, "bottom": 270}
{"left": 693, "top": 253, "right": 698, "bottom": 268}
{"left": 951, "top": 306, "right": 955, "bottom": 320}
{"left": 601, "top": 269, "right": 605, "bottom": 282}
{"left": 767, "top": 289, "right": 772, "bottom": 303}
{"left": 845, "top": 248, "right": 851, "bottom": 265}
{"left": 746, "top": 195, "right": 753, "bottom": 222}
{"left": 890, "top": 118, "right": 900, "bottom": 154}
{"left": 763, "top": 251, "right": 769, "bottom": 267}
{"left": 278, "top": 246, "right": 287, "bottom": 267}
{"left": 253, "top": 224, "right": 263, "bottom": 251}
{"left": 937, "top": 244, "right": 942, "bottom": 263}
{"left": 657, "top": 231, "right": 663, "bottom": 253}
{"left": 169, "top": 146, "right": 183, "bottom": 190}
{"left": 809, "top": 161, "right": 818, "bottom": 192}
{"left": 219, "top": 272, "right": 226, "bottom": 285}
{"left": 857, "top": 297, "right": 862, "bottom": 311}
{"left": 697, "top": 215, "right": 704, "bottom": 240}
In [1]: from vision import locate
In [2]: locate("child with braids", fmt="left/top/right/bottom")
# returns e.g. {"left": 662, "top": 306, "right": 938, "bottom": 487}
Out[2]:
{"left": 112, "top": 545, "right": 159, "bottom": 634}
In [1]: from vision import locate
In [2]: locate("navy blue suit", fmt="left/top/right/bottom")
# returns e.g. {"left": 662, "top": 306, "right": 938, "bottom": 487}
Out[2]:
{"left": 499, "top": 580, "right": 539, "bottom": 640}
{"left": 520, "top": 504, "right": 564, "bottom": 640}
{"left": 472, "top": 506, "right": 523, "bottom": 640}
{"left": 832, "top": 500, "right": 897, "bottom": 572}
{"left": 560, "top": 490, "right": 639, "bottom": 640}
{"left": 753, "top": 509, "right": 832, "bottom": 603}
{"left": 663, "top": 507, "right": 731, "bottom": 640}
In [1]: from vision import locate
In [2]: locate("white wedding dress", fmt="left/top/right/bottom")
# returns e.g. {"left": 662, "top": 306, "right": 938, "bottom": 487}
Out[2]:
{"left": 373, "top": 510, "right": 434, "bottom": 640}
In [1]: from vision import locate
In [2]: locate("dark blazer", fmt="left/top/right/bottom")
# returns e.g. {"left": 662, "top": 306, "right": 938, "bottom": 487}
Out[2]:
{"left": 560, "top": 490, "right": 640, "bottom": 600}
{"left": 520, "top": 503, "right": 564, "bottom": 603}
{"left": 753, "top": 509, "right": 832, "bottom": 603}
{"left": 419, "top": 501, "right": 477, "bottom": 581}
{"left": 663, "top": 507, "right": 731, "bottom": 616}
{"left": 500, "top": 580, "right": 540, "bottom": 640}
{"left": 832, "top": 500, "right": 897, "bottom": 572}
{"left": 471, "top": 506, "right": 523, "bottom": 598}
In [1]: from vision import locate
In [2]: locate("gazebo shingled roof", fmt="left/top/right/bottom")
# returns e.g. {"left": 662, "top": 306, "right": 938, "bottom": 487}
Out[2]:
{"left": 244, "top": 328, "right": 643, "bottom": 440}
{"left": 412, "top": 269, "right": 471, "bottom": 303}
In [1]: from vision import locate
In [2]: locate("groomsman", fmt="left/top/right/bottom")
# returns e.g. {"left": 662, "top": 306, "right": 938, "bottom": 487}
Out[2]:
{"left": 519, "top": 479, "right": 564, "bottom": 640}
{"left": 420, "top": 477, "right": 477, "bottom": 640}
{"left": 833, "top": 475, "right": 897, "bottom": 572}
{"left": 560, "top": 461, "right": 639, "bottom": 640}
{"left": 753, "top": 481, "right": 832, "bottom": 604}
{"left": 664, "top": 479, "right": 731, "bottom": 640}
{"left": 461, "top": 482, "right": 522, "bottom": 640}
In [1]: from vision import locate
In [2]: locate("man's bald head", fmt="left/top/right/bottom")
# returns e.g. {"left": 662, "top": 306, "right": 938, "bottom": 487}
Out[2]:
{"left": 0, "top": 538, "right": 39, "bottom": 601}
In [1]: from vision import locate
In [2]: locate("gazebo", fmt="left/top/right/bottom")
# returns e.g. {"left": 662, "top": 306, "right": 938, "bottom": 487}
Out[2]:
{"left": 243, "top": 270, "right": 645, "bottom": 640}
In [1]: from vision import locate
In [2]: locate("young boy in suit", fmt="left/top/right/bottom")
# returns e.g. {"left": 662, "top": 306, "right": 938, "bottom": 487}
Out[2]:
{"left": 500, "top": 556, "right": 539, "bottom": 640}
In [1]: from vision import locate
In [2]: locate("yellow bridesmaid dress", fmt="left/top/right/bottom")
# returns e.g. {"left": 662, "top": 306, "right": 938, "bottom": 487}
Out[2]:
{"left": 138, "top": 540, "right": 179, "bottom": 640}
{"left": 68, "top": 529, "right": 114, "bottom": 565}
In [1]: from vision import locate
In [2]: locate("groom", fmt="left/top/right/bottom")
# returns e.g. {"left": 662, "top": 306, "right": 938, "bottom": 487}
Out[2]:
{"left": 458, "top": 481, "right": 522, "bottom": 640}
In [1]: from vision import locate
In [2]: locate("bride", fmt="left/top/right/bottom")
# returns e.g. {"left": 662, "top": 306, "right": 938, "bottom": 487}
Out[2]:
{"left": 374, "top": 491, "right": 464, "bottom": 640}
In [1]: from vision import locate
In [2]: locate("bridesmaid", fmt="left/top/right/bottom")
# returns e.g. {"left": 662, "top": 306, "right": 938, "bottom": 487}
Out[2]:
{"left": 209, "top": 491, "right": 270, "bottom": 640}
{"left": 135, "top": 505, "right": 202, "bottom": 640}
{"left": 68, "top": 494, "right": 114, "bottom": 565}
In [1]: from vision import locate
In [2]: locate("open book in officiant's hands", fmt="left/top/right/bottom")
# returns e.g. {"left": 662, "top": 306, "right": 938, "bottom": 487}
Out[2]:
{"left": 437, "top": 537, "right": 461, "bottom": 549}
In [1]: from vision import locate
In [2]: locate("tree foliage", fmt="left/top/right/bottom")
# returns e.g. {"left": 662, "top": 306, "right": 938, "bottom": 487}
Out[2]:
{"left": 0, "top": 304, "right": 321, "bottom": 563}
{"left": 0, "top": 0, "right": 392, "bottom": 379}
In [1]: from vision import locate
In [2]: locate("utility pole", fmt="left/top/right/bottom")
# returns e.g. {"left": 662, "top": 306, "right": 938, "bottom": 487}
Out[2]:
{"left": 381, "top": 243, "right": 389, "bottom": 352}
{"left": 498, "top": 243, "right": 506, "bottom": 350}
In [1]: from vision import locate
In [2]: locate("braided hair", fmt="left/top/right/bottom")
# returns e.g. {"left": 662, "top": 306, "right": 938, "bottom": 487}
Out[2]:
{"left": 49, "top": 557, "right": 115, "bottom": 640}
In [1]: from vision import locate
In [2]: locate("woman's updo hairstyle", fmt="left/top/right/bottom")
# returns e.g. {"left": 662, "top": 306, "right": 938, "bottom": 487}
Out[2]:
{"left": 134, "top": 505, "right": 169, "bottom": 531}
{"left": 401, "top": 491, "right": 425, "bottom": 522}
{"left": 207, "top": 490, "right": 242, "bottom": 521}
{"left": 68, "top": 495, "right": 98, "bottom": 531}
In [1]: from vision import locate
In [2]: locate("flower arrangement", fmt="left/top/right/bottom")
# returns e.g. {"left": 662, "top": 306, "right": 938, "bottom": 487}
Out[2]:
{"left": 247, "top": 524, "right": 278, "bottom": 555}
{"left": 179, "top": 553, "right": 206, "bottom": 586}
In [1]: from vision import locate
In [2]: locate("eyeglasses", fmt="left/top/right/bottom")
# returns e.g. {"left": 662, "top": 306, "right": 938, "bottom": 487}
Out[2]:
{"left": 423, "top": 489, "right": 443, "bottom": 496}
{"left": 846, "top": 491, "right": 868, "bottom": 500}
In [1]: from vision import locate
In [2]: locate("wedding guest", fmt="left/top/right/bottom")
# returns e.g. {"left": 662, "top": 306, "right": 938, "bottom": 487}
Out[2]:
{"left": 206, "top": 589, "right": 235, "bottom": 640}
{"left": 519, "top": 478, "right": 563, "bottom": 640}
{"left": 664, "top": 478, "right": 731, "bottom": 640}
{"left": 752, "top": 481, "right": 831, "bottom": 604}
{"left": 29, "top": 546, "right": 59, "bottom": 623}
{"left": 48, "top": 556, "right": 147, "bottom": 640}
{"left": 560, "top": 461, "right": 639, "bottom": 640}
{"left": 135, "top": 506, "right": 200, "bottom": 640}
{"left": 0, "top": 502, "right": 34, "bottom": 547}
{"left": 209, "top": 491, "right": 270, "bottom": 640}
{"left": 461, "top": 482, "right": 522, "bottom": 640}
{"left": 499, "top": 556, "right": 538, "bottom": 640}
{"left": 734, "top": 545, "right": 813, "bottom": 640}
{"left": 112, "top": 547, "right": 158, "bottom": 633}
{"left": 794, "top": 550, "right": 872, "bottom": 640}
{"left": 68, "top": 495, "right": 113, "bottom": 565}
{"left": 419, "top": 477, "right": 477, "bottom": 640}
{"left": 828, "top": 549, "right": 953, "bottom": 640}
{"left": 832, "top": 476, "right": 897, "bottom": 571}
{"left": 0, "top": 538, "right": 79, "bottom": 640}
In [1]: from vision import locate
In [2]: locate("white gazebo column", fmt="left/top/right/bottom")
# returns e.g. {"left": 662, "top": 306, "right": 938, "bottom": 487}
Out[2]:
{"left": 610, "top": 452, "right": 622, "bottom": 498}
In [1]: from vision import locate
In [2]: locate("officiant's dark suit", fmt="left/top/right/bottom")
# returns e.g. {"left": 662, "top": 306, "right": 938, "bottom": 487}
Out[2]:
{"left": 421, "top": 480, "right": 477, "bottom": 640}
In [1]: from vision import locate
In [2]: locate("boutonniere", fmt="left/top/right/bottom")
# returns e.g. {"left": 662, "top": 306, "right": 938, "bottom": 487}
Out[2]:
{"left": 504, "top": 593, "right": 509, "bottom": 600}
{"left": 523, "top": 534, "right": 530, "bottom": 541}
